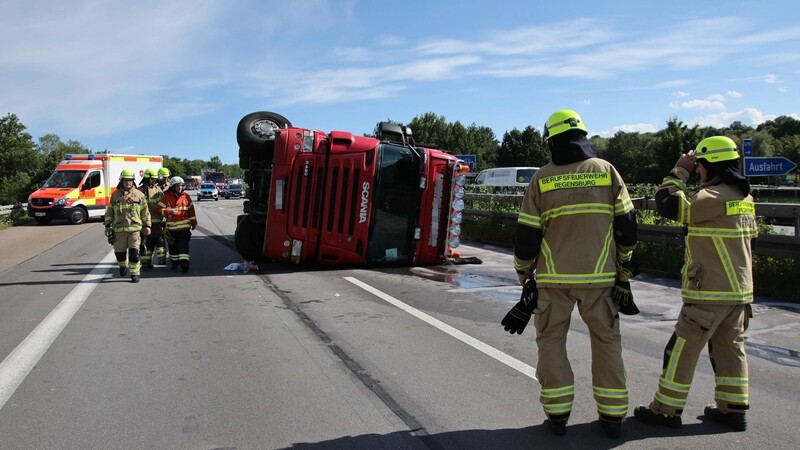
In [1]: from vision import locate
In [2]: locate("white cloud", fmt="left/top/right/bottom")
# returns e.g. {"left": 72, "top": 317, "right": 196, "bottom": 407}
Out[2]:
{"left": 673, "top": 91, "right": 690, "bottom": 98}
{"left": 596, "top": 123, "right": 658, "bottom": 137}
{"left": 690, "top": 108, "right": 778, "bottom": 128}
{"left": 764, "top": 74, "right": 779, "bottom": 83}
{"left": 726, "top": 90, "right": 743, "bottom": 98}
{"left": 681, "top": 99, "right": 726, "bottom": 110}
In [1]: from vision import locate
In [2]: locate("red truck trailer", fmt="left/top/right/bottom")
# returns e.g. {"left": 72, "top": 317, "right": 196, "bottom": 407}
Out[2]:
{"left": 234, "top": 111, "right": 469, "bottom": 266}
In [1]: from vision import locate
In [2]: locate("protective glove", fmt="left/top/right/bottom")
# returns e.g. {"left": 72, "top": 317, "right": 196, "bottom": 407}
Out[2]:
{"left": 501, "top": 278, "right": 538, "bottom": 334}
{"left": 612, "top": 261, "right": 640, "bottom": 315}
{"left": 105, "top": 225, "right": 116, "bottom": 245}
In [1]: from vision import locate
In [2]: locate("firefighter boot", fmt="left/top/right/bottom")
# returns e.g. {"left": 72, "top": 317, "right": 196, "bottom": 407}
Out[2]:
{"left": 634, "top": 406, "right": 682, "bottom": 429}
{"left": 119, "top": 266, "right": 129, "bottom": 277}
{"left": 599, "top": 415, "right": 622, "bottom": 438}
{"left": 547, "top": 414, "right": 569, "bottom": 436}
{"left": 131, "top": 275, "right": 140, "bottom": 283}
{"left": 180, "top": 261, "right": 190, "bottom": 273}
{"left": 704, "top": 405, "right": 747, "bottom": 431}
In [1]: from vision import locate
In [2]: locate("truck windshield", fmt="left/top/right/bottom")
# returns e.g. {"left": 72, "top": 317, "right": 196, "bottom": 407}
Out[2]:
{"left": 367, "top": 144, "right": 421, "bottom": 263}
{"left": 43, "top": 170, "right": 85, "bottom": 188}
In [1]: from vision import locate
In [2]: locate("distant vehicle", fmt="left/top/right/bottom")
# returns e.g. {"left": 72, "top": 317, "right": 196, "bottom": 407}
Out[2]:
{"left": 204, "top": 171, "right": 227, "bottom": 191}
{"left": 182, "top": 177, "right": 197, "bottom": 189}
{"left": 474, "top": 166, "right": 539, "bottom": 193}
{"left": 197, "top": 182, "right": 219, "bottom": 201}
{"left": 224, "top": 183, "right": 244, "bottom": 199}
{"left": 27, "top": 153, "right": 163, "bottom": 225}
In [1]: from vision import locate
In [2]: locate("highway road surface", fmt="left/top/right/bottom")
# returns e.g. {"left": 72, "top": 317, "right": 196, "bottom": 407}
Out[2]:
{"left": 1, "top": 199, "right": 798, "bottom": 449}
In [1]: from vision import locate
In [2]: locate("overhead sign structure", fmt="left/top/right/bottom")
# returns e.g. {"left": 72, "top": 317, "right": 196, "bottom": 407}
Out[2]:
{"left": 744, "top": 157, "right": 797, "bottom": 176}
{"left": 456, "top": 154, "right": 478, "bottom": 173}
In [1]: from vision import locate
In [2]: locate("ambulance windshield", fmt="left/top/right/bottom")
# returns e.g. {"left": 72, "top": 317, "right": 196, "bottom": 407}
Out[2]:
{"left": 366, "top": 144, "right": 420, "bottom": 263}
{"left": 43, "top": 170, "right": 85, "bottom": 188}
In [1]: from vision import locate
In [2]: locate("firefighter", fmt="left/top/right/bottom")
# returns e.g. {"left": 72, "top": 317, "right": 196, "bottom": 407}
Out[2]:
{"left": 158, "top": 167, "right": 171, "bottom": 191}
{"left": 138, "top": 168, "right": 164, "bottom": 269}
{"left": 156, "top": 176, "right": 197, "bottom": 273}
{"left": 104, "top": 168, "right": 151, "bottom": 283}
{"left": 634, "top": 136, "right": 756, "bottom": 432}
{"left": 511, "top": 109, "right": 638, "bottom": 438}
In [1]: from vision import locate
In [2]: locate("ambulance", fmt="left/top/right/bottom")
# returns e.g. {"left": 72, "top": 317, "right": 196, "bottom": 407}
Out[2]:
{"left": 27, "top": 153, "right": 163, "bottom": 225}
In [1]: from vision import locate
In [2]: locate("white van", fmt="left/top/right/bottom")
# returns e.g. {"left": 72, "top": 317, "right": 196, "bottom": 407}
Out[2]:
{"left": 474, "top": 166, "right": 539, "bottom": 193}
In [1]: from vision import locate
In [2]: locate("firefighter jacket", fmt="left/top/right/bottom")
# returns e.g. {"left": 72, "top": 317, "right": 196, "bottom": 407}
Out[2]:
{"left": 156, "top": 190, "right": 197, "bottom": 232}
{"left": 515, "top": 158, "right": 636, "bottom": 288}
{"left": 141, "top": 184, "right": 165, "bottom": 223}
{"left": 104, "top": 188, "right": 151, "bottom": 232}
{"left": 655, "top": 167, "right": 757, "bottom": 304}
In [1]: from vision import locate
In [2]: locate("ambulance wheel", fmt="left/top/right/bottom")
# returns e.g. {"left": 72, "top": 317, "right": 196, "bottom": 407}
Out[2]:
{"left": 237, "top": 111, "right": 292, "bottom": 159}
{"left": 34, "top": 217, "right": 52, "bottom": 225}
{"left": 234, "top": 216, "right": 265, "bottom": 262}
{"left": 68, "top": 207, "right": 87, "bottom": 225}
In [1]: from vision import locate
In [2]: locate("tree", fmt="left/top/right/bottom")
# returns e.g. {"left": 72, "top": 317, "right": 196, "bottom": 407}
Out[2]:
{"left": 498, "top": 127, "right": 548, "bottom": 167}
{"left": 32, "top": 134, "right": 90, "bottom": 187}
{"left": 0, "top": 113, "right": 38, "bottom": 203}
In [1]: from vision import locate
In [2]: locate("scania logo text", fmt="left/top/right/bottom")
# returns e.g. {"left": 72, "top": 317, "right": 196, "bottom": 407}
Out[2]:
{"left": 359, "top": 182, "right": 370, "bottom": 223}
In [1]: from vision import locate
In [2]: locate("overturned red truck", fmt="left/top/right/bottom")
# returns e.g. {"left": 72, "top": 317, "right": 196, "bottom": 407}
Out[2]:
{"left": 234, "top": 111, "right": 470, "bottom": 266}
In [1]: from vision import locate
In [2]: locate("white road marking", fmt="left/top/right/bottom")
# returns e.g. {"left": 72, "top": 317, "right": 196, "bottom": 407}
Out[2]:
{"left": 344, "top": 276, "right": 537, "bottom": 380}
{"left": 0, "top": 251, "right": 116, "bottom": 410}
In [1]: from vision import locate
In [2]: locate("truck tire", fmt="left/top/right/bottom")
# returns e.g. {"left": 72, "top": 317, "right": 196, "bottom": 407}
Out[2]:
{"left": 234, "top": 216, "right": 266, "bottom": 262}
{"left": 68, "top": 207, "right": 87, "bottom": 225}
{"left": 237, "top": 111, "right": 292, "bottom": 160}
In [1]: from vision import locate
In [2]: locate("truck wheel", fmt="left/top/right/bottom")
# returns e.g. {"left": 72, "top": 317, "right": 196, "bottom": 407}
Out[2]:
{"left": 235, "top": 216, "right": 266, "bottom": 262}
{"left": 68, "top": 207, "right": 87, "bottom": 225}
{"left": 34, "top": 217, "right": 52, "bottom": 225}
{"left": 237, "top": 111, "right": 292, "bottom": 159}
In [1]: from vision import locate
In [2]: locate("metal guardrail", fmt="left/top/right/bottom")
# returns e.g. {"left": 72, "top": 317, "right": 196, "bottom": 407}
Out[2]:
{"left": 0, "top": 203, "right": 26, "bottom": 217}
{"left": 463, "top": 194, "right": 800, "bottom": 259}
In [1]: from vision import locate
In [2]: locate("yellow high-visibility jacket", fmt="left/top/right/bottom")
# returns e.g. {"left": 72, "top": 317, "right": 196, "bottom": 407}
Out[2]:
{"left": 515, "top": 158, "right": 636, "bottom": 288}
{"left": 656, "top": 167, "right": 757, "bottom": 304}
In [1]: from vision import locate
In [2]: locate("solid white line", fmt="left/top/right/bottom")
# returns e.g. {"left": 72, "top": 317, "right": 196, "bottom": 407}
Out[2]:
{"left": 344, "top": 276, "right": 537, "bottom": 380}
{"left": 0, "top": 250, "right": 116, "bottom": 410}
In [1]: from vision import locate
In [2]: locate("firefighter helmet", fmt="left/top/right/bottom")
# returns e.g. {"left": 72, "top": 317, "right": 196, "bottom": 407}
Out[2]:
{"left": 143, "top": 168, "right": 158, "bottom": 179}
{"left": 543, "top": 109, "right": 588, "bottom": 141}
{"left": 695, "top": 136, "right": 740, "bottom": 163}
{"left": 170, "top": 176, "right": 185, "bottom": 186}
{"left": 158, "top": 167, "right": 171, "bottom": 178}
{"left": 119, "top": 169, "right": 136, "bottom": 180}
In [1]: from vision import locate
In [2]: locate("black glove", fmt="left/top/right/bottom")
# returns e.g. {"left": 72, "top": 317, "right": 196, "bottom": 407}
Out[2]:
{"left": 501, "top": 278, "right": 538, "bottom": 334}
{"left": 105, "top": 225, "right": 115, "bottom": 245}
{"left": 612, "top": 261, "right": 640, "bottom": 315}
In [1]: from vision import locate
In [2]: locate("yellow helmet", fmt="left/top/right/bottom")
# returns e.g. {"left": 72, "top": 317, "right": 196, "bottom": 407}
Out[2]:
{"left": 543, "top": 109, "right": 587, "bottom": 141}
{"left": 119, "top": 168, "right": 136, "bottom": 180}
{"left": 143, "top": 168, "right": 158, "bottom": 179}
{"left": 695, "top": 136, "right": 740, "bottom": 163}
{"left": 158, "top": 167, "right": 171, "bottom": 178}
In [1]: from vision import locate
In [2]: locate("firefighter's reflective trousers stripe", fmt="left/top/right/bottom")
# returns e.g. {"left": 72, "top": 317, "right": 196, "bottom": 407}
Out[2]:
{"left": 112, "top": 231, "right": 142, "bottom": 276}
{"left": 534, "top": 287, "right": 628, "bottom": 419}
{"left": 649, "top": 303, "right": 750, "bottom": 416}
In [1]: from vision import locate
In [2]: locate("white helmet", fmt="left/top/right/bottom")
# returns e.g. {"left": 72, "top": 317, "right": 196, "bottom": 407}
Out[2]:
{"left": 170, "top": 176, "right": 185, "bottom": 186}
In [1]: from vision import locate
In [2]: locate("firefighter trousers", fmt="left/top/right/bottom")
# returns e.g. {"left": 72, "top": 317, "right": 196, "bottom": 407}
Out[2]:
{"left": 534, "top": 286, "right": 628, "bottom": 421}
{"left": 648, "top": 303, "right": 750, "bottom": 416}
{"left": 112, "top": 230, "right": 142, "bottom": 276}
{"left": 167, "top": 229, "right": 192, "bottom": 268}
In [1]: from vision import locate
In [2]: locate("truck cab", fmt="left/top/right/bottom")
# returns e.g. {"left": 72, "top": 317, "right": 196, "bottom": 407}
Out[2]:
{"left": 234, "top": 112, "right": 469, "bottom": 266}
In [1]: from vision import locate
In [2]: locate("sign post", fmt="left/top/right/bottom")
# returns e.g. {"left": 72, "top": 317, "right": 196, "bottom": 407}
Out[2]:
{"left": 742, "top": 138, "right": 753, "bottom": 157}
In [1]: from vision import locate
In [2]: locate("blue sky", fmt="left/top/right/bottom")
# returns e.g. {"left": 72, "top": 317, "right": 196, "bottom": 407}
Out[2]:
{"left": 2, "top": 0, "right": 799, "bottom": 165}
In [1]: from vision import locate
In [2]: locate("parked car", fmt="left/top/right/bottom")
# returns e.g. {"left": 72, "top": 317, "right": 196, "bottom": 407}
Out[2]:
{"left": 474, "top": 166, "right": 539, "bottom": 193}
{"left": 224, "top": 183, "right": 245, "bottom": 199}
{"left": 197, "top": 182, "right": 218, "bottom": 201}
